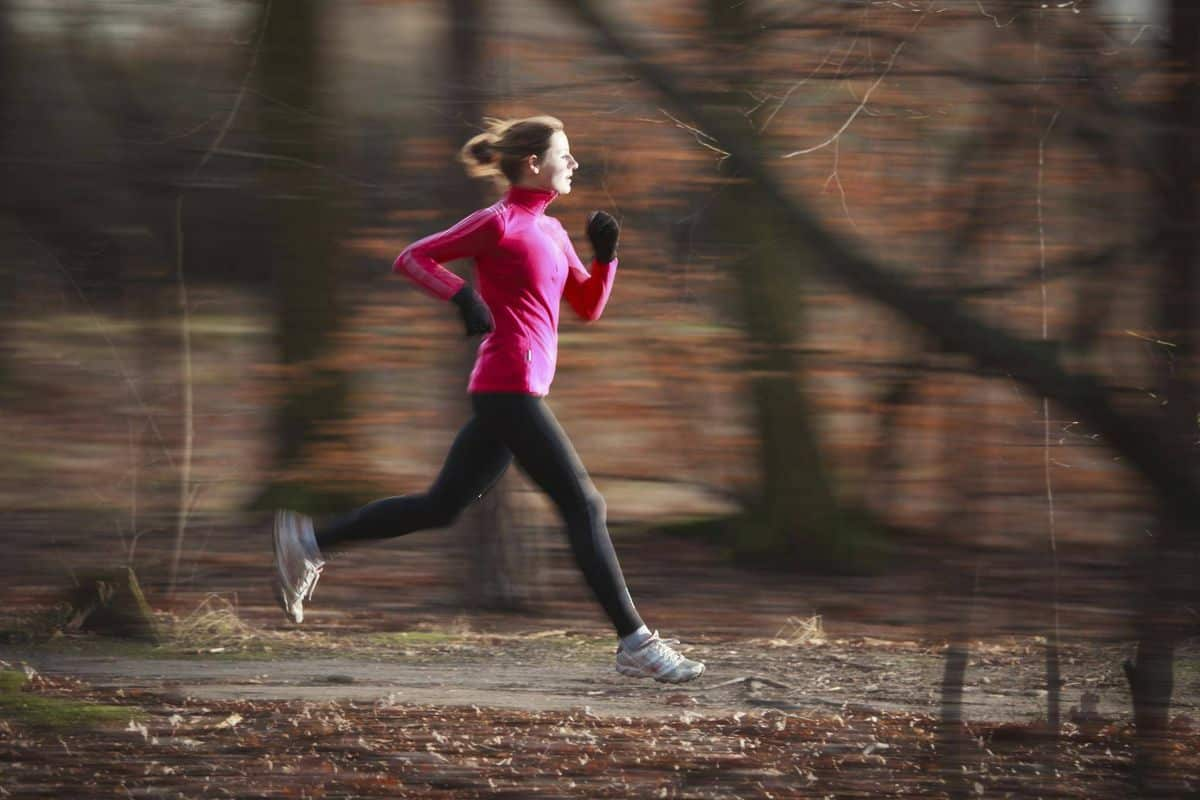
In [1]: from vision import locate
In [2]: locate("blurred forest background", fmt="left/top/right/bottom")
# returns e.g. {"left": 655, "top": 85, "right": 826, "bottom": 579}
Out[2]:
{"left": 0, "top": 0, "right": 1197, "bottom": 786}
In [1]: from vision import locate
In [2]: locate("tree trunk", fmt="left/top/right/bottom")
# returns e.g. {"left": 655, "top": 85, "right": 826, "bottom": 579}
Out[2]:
{"left": 936, "top": 368, "right": 986, "bottom": 798}
{"left": 1127, "top": 2, "right": 1200, "bottom": 792}
{"left": 0, "top": 18, "right": 125, "bottom": 302}
{"left": 254, "top": 0, "right": 354, "bottom": 513}
{"left": 0, "top": 2, "right": 13, "bottom": 388}
{"left": 938, "top": 593, "right": 971, "bottom": 800}
{"left": 702, "top": 0, "right": 850, "bottom": 568}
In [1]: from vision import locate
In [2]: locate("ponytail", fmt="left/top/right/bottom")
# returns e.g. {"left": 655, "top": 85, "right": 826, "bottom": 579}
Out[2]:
{"left": 459, "top": 115, "right": 563, "bottom": 186}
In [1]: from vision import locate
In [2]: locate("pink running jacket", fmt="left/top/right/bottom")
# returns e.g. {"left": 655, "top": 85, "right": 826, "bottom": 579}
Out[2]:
{"left": 394, "top": 184, "right": 617, "bottom": 396}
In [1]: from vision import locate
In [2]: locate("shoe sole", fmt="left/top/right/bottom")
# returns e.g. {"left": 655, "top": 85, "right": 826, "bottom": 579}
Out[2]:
{"left": 616, "top": 662, "right": 705, "bottom": 683}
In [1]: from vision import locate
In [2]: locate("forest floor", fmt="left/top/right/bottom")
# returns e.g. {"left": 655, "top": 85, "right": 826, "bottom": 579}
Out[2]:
{"left": 1, "top": 632, "right": 1197, "bottom": 798}
{"left": 0, "top": 513, "right": 1198, "bottom": 797}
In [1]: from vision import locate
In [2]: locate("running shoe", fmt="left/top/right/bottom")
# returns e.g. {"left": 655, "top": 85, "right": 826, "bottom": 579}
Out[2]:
{"left": 616, "top": 630, "right": 705, "bottom": 683}
{"left": 273, "top": 509, "right": 325, "bottom": 624}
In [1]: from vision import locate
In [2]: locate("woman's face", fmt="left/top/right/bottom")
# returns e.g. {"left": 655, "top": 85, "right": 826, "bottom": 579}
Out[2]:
{"left": 525, "top": 130, "right": 578, "bottom": 194}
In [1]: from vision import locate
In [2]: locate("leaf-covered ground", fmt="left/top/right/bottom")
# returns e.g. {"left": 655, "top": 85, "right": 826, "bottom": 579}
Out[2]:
{"left": 2, "top": 510, "right": 1199, "bottom": 796}
{"left": 2, "top": 624, "right": 1198, "bottom": 800}
{"left": 2, "top": 663, "right": 1197, "bottom": 799}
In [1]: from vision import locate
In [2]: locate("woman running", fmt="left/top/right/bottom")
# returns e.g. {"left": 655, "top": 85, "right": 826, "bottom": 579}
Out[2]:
{"left": 273, "top": 115, "right": 704, "bottom": 684}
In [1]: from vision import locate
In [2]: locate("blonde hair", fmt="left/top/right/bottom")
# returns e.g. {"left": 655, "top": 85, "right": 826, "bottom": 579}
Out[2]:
{"left": 460, "top": 115, "right": 564, "bottom": 185}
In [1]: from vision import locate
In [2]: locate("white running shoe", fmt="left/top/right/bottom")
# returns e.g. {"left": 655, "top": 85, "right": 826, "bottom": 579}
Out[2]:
{"left": 616, "top": 631, "right": 705, "bottom": 683}
{"left": 273, "top": 509, "right": 325, "bottom": 624}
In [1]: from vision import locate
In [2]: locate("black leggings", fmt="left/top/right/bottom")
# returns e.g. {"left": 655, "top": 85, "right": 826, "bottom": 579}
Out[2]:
{"left": 315, "top": 393, "right": 644, "bottom": 637}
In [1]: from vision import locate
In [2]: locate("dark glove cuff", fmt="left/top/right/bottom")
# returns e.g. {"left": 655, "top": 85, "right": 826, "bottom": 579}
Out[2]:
{"left": 450, "top": 285, "right": 476, "bottom": 308}
{"left": 450, "top": 285, "right": 493, "bottom": 336}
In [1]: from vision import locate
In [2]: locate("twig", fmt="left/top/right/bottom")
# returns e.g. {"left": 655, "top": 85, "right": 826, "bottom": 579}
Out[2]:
{"left": 657, "top": 108, "right": 731, "bottom": 162}
{"left": 977, "top": 0, "right": 1018, "bottom": 29}
{"left": 168, "top": 194, "right": 194, "bottom": 598}
{"left": 1037, "top": 97, "right": 1063, "bottom": 734}
{"left": 779, "top": 3, "right": 932, "bottom": 160}
{"left": 170, "top": 0, "right": 272, "bottom": 598}
{"left": 191, "top": 0, "right": 272, "bottom": 179}
{"left": 691, "top": 675, "right": 797, "bottom": 693}
{"left": 758, "top": 37, "right": 844, "bottom": 133}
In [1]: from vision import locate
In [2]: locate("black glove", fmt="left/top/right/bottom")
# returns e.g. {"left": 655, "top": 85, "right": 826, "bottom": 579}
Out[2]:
{"left": 450, "top": 286, "right": 494, "bottom": 336}
{"left": 586, "top": 210, "right": 620, "bottom": 264}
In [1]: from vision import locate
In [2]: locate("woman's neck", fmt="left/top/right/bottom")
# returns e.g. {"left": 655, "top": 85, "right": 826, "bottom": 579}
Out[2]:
{"left": 505, "top": 183, "right": 557, "bottom": 215}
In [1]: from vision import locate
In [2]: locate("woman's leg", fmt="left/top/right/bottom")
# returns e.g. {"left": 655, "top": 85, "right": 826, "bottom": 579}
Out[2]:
{"left": 472, "top": 393, "right": 645, "bottom": 637}
{"left": 315, "top": 415, "right": 512, "bottom": 551}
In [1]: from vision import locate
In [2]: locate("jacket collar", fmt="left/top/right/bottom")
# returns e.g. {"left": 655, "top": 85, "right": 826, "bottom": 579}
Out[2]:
{"left": 504, "top": 183, "right": 558, "bottom": 216}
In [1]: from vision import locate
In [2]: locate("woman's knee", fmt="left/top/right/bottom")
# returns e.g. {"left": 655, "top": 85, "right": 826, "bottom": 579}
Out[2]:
{"left": 582, "top": 489, "right": 607, "bottom": 525}
{"left": 433, "top": 509, "right": 461, "bottom": 529}
{"left": 428, "top": 499, "right": 468, "bottom": 529}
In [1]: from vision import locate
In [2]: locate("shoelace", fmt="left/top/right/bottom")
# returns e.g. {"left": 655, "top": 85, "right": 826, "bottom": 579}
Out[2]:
{"left": 637, "top": 634, "right": 689, "bottom": 668}
{"left": 300, "top": 527, "right": 325, "bottom": 602}
{"left": 298, "top": 560, "right": 323, "bottom": 602}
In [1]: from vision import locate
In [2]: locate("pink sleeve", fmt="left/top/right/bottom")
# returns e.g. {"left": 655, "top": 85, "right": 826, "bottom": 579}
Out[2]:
{"left": 557, "top": 220, "right": 617, "bottom": 322}
{"left": 393, "top": 206, "right": 504, "bottom": 301}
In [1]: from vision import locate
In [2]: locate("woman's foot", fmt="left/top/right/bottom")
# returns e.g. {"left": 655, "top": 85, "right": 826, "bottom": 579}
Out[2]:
{"left": 272, "top": 510, "right": 325, "bottom": 624}
{"left": 615, "top": 631, "right": 705, "bottom": 683}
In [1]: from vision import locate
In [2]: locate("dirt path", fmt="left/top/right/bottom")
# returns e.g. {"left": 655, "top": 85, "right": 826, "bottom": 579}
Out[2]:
{"left": 4, "top": 636, "right": 1198, "bottom": 799}
{"left": 6, "top": 634, "right": 1193, "bottom": 724}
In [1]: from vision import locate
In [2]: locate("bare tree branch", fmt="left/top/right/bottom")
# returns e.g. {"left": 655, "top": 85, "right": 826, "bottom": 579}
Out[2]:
{"left": 551, "top": 0, "right": 1200, "bottom": 522}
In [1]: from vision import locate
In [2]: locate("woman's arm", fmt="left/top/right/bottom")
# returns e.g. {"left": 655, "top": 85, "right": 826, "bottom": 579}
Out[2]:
{"left": 557, "top": 218, "right": 618, "bottom": 322}
{"left": 394, "top": 206, "right": 505, "bottom": 300}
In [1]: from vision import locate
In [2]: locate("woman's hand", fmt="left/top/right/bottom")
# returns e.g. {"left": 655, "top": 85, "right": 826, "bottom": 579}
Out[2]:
{"left": 450, "top": 286, "right": 494, "bottom": 336}
{"left": 586, "top": 211, "right": 619, "bottom": 264}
